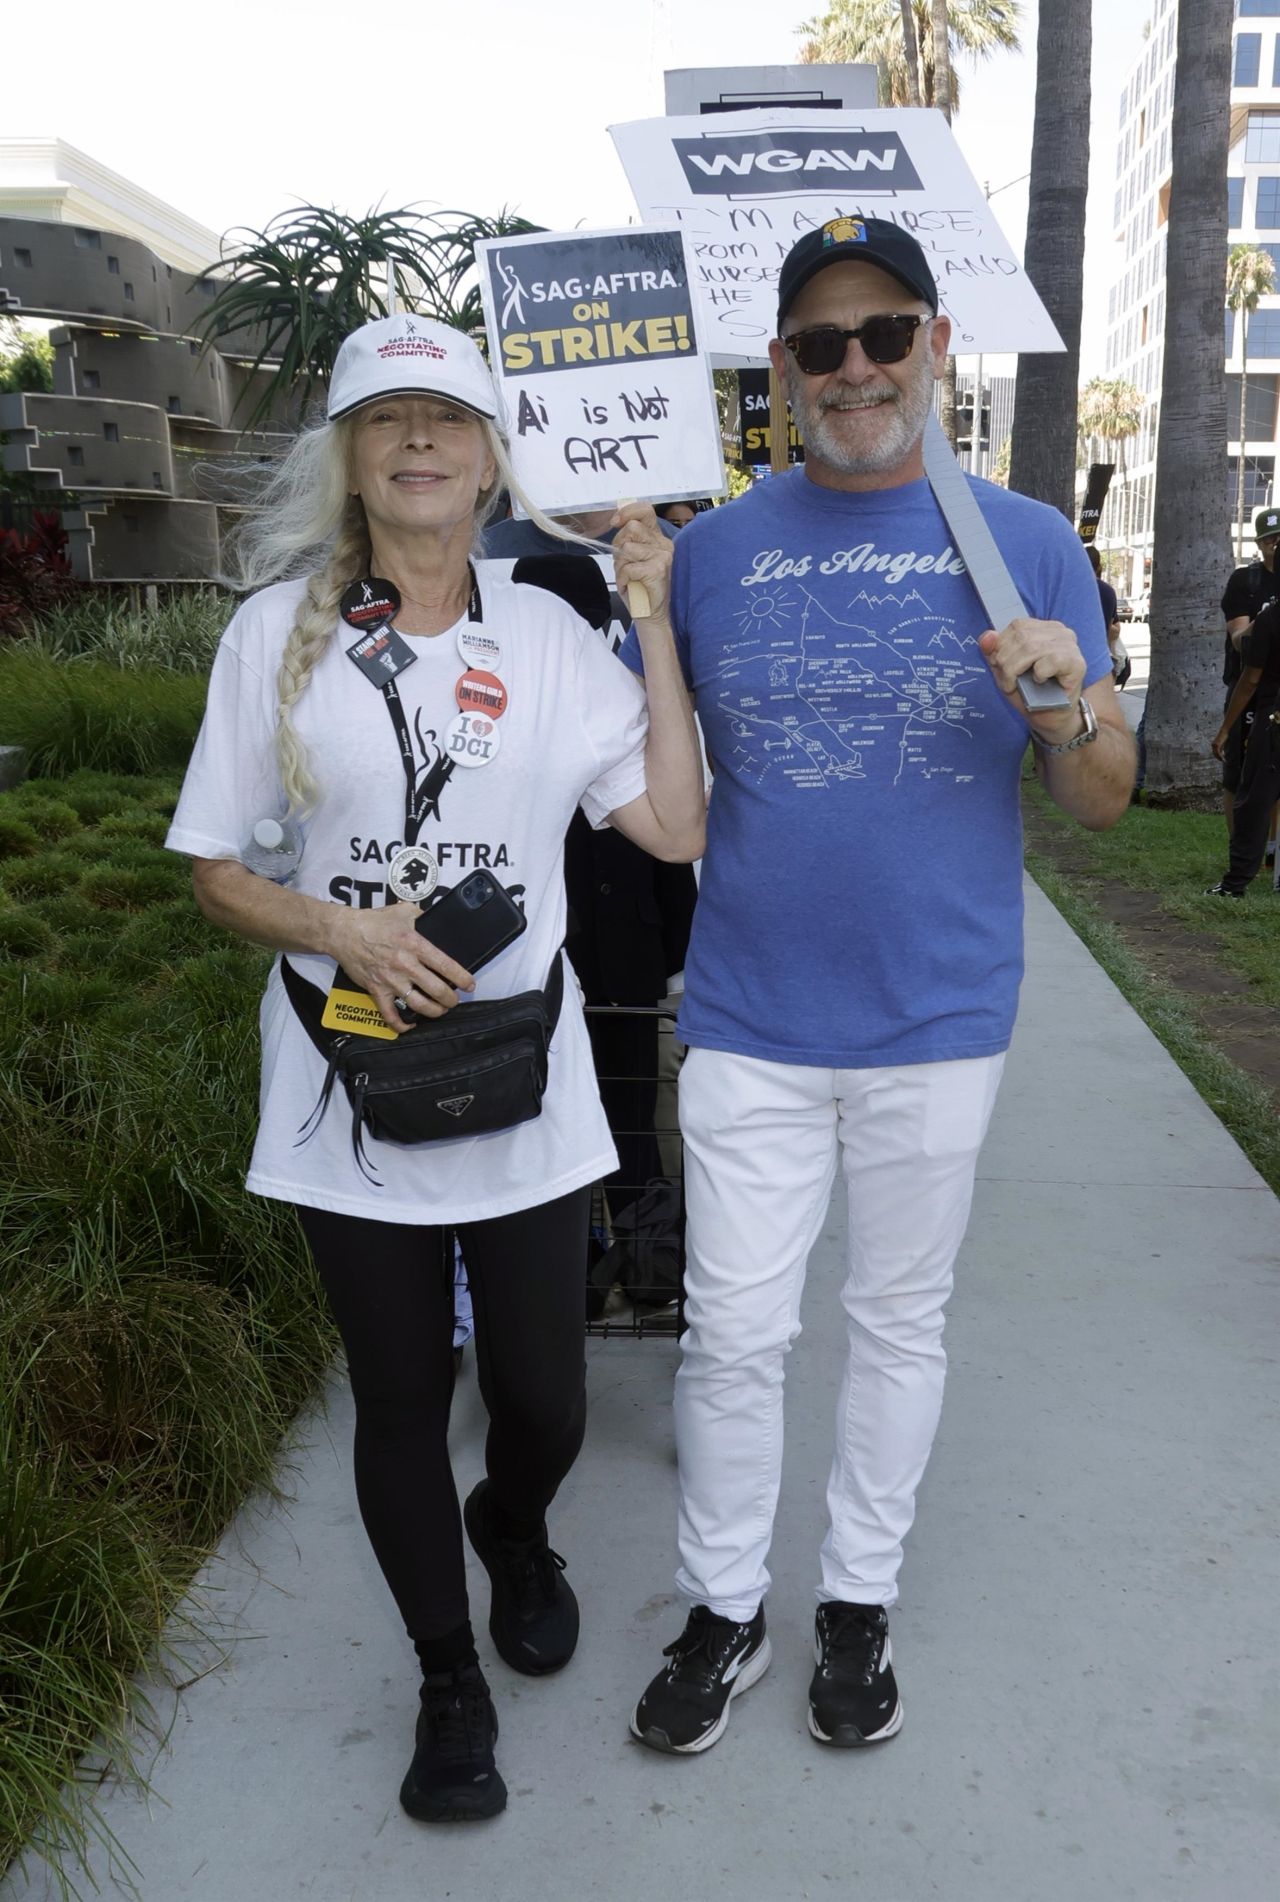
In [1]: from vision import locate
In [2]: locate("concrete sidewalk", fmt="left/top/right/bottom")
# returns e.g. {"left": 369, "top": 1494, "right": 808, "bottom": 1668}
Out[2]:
{"left": 6, "top": 882, "right": 1278, "bottom": 1902}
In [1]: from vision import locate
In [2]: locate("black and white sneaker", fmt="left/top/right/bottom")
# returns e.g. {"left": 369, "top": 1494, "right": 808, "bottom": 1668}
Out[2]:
{"left": 630, "top": 1605, "right": 771, "bottom": 1754}
{"left": 463, "top": 1480, "right": 580, "bottom": 1676}
{"left": 808, "top": 1601, "right": 904, "bottom": 1748}
{"left": 399, "top": 1659, "right": 507, "bottom": 1823}
{"left": 1204, "top": 883, "right": 1244, "bottom": 899}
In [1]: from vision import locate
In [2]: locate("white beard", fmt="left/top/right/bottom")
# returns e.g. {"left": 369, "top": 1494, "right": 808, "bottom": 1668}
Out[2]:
{"left": 788, "top": 348, "right": 936, "bottom": 478}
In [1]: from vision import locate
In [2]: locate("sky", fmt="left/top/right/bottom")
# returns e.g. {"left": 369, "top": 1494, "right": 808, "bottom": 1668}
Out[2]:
{"left": 11, "top": 0, "right": 1158, "bottom": 381}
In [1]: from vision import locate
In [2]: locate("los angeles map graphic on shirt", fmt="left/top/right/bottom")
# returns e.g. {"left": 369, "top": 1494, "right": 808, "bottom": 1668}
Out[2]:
{"left": 714, "top": 557, "right": 990, "bottom": 789}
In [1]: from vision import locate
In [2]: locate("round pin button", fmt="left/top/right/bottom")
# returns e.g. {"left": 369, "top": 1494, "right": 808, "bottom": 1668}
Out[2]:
{"left": 340, "top": 576, "right": 401, "bottom": 630}
{"left": 455, "top": 669, "right": 509, "bottom": 718}
{"left": 444, "top": 710, "right": 502, "bottom": 769}
{"left": 457, "top": 626, "right": 502, "bottom": 672}
{"left": 388, "top": 844, "right": 440, "bottom": 903}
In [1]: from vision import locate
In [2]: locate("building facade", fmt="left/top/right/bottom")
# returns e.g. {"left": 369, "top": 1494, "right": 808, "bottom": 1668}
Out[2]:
{"left": 0, "top": 139, "right": 221, "bottom": 277}
{"left": 1, "top": 214, "right": 295, "bottom": 583}
{"left": 1097, "top": 0, "right": 1280, "bottom": 594}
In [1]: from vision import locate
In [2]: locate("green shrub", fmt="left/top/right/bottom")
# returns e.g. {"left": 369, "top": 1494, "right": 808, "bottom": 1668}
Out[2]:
{"left": 1, "top": 797, "right": 82, "bottom": 844}
{"left": 0, "top": 652, "right": 206, "bottom": 778}
{"left": 0, "top": 816, "right": 41, "bottom": 859}
{"left": 15, "top": 590, "right": 230, "bottom": 674}
{"left": 0, "top": 850, "right": 92, "bottom": 904}
{"left": 48, "top": 771, "right": 180, "bottom": 829}
{"left": 0, "top": 910, "right": 53, "bottom": 960}
{"left": 0, "top": 767, "right": 333, "bottom": 1882}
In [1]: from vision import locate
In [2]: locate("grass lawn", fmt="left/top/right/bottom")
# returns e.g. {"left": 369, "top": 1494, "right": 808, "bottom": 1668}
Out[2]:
{"left": 1023, "top": 780, "right": 1280, "bottom": 1195}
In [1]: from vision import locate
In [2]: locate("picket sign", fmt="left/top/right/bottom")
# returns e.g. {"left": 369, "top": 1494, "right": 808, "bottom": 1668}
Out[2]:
{"left": 609, "top": 107, "right": 1063, "bottom": 366}
{"left": 474, "top": 225, "right": 726, "bottom": 520}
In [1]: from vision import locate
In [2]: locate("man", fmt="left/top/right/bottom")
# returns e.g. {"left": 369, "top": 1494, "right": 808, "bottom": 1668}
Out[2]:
{"left": 1085, "top": 543, "right": 1129, "bottom": 688}
{"left": 623, "top": 218, "right": 1133, "bottom": 1757}
{"left": 1218, "top": 507, "right": 1280, "bottom": 838}
{"left": 1207, "top": 592, "right": 1280, "bottom": 896}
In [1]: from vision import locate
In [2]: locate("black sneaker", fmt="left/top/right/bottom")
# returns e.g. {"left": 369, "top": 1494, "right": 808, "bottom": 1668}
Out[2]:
{"left": 463, "top": 1480, "right": 580, "bottom": 1676}
{"left": 630, "top": 1604, "right": 771, "bottom": 1754}
{"left": 808, "top": 1601, "right": 904, "bottom": 1747}
{"left": 1204, "top": 883, "right": 1244, "bottom": 899}
{"left": 399, "top": 1659, "right": 507, "bottom": 1823}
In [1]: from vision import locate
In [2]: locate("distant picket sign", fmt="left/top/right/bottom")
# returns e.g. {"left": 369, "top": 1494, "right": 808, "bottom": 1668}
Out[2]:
{"left": 475, "top": 225, "right": 725, "bottom": 517}
{"left": 609, "top": 107, "right": 1064, "bottom": 364}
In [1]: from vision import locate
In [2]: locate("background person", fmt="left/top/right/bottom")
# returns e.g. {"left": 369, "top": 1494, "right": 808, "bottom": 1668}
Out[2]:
{"left": 485, "top": 503, "right": 698, "bottom": 1243}
{"left": 1085, "top": 543, "right": 1129, "bottom": 688}
{"left": 656, "top": 499, "right": 714, "bottom": 530}
{"left": 623, "top": 218, "right": 1132, "bottom": 1762}
{"left": 1219, "top": 507, "right": 1280, "bottom": 838}
{"left": 1208, "top": 592, "right": 1280, "bottom": 896}
{"left": 165, "top": 316, "right": 703, "bottom": 1825}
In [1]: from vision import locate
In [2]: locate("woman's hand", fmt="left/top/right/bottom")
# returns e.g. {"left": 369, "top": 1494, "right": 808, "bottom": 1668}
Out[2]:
{"left": 328, "top": 901, "right": 475, "bottom": 1031}
{"left": 612, "top": 502, "right": 675, "bottom": 625}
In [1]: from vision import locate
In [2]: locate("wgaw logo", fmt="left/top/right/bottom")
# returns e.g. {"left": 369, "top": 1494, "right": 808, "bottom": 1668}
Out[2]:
{"left": 673, "top": 131, "right": 922, "bottom": 198}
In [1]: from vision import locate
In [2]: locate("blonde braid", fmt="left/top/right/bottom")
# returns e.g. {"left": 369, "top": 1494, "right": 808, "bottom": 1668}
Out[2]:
{"left": 276, "top": 503, "right": 371, "bottom": 815}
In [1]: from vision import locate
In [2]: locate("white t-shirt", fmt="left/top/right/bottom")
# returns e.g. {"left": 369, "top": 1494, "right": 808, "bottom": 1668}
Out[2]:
{"left": 166, "top": 566, "right": 650, "bottom": 1224}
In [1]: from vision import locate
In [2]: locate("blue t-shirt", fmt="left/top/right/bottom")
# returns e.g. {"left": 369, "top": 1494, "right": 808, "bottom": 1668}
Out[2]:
{"left": 620, "top": 469, "right": 1110, "bottom": 1069}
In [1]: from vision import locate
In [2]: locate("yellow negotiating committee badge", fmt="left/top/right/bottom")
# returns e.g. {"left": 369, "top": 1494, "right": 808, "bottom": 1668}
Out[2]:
{"left": 321, "top": 982, "right": 400, "bottom": 1041}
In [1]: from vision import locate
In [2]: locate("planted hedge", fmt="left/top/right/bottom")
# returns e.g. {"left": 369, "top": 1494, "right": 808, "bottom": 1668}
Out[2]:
{"left": 0, "top": 769, "right": 334, "bottom": 1882}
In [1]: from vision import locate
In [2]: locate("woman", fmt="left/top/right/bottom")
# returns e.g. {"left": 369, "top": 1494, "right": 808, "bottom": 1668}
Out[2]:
{"left": 166, "top": 315, "right": 704, "bottom": 1824}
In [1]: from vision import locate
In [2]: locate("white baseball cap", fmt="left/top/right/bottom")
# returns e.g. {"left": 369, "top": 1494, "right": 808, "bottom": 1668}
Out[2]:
{"left": 327, "top": 315, "right": 499, "bottom": 423}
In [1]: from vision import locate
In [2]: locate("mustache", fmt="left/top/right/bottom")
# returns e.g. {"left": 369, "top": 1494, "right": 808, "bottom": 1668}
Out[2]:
{"left": 816, "top": 384, "right": 899, "bottom": 412}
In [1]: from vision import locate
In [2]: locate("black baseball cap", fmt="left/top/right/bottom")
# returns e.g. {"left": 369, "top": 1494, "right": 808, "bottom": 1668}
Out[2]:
{"left": 776, "top": 217, "right": 939, "bottom": 331}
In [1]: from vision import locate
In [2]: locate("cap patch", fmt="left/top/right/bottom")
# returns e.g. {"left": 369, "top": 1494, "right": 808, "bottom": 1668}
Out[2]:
{"left": 822, "top": 217, "right": 866, "bottom": 248}
{"left": 1261, "top": 511, "right": 1280, "bottom": 531}
{"left": 377, "top": 336, "right": 447, "bottom": 361}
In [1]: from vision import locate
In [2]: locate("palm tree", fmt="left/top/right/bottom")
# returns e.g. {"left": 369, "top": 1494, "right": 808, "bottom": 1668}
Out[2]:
{"left": 1226, "top": 242, "right": 1278, "bottom": 560}
{"left": 195, "top": 203, "right": 541, "bottom": 430}
{"left": 1078, "top": 377, "right": 1144, "bottom": 583}
{"left": 800, "top": 3, "right": 1020, "bottom": 447}
{"left": 1146, "top": 0, "right": 1234, "bottom": 798}
{"left": 798, "top": 1, "right": 1022, "bottom": 109}
{"left": 899, "top": 0, "right": 924, "bottom": 103}
{"left": 1008, "top": 0, "right": 1092, "bottom": 519}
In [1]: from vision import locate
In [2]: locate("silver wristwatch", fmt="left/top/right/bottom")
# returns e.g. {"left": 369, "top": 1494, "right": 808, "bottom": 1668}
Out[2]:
{"left": 1032, "top": 696, "right": 1098, "bottom": 755}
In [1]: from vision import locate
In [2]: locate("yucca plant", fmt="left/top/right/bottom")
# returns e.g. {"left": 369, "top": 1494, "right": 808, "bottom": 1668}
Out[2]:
{"left": 196, "top": 202, "right": 543, "bottom": 430}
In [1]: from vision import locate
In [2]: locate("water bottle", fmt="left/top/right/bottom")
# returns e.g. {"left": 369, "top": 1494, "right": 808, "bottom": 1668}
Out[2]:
{"left": 241, "top": 817, "right": 303, "bottom": 883}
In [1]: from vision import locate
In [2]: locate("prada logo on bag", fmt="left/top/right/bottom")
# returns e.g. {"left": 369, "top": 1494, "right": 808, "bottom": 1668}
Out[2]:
{"left": 436, "top": 1094, "right": 476, "bottom": 1118}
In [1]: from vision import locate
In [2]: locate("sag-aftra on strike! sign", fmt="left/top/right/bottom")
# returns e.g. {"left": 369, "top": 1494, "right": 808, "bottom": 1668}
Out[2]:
{"left": 476, "top": 226, "right": 725, "bottom": 516}
{"left": 610, "top": 108, "right": 1063, "bottom": 364}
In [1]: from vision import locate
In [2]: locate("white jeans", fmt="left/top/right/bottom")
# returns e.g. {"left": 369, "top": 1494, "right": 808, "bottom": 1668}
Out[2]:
{"left": 674, "top": 1046, "right": 1005, "bottom": 1620}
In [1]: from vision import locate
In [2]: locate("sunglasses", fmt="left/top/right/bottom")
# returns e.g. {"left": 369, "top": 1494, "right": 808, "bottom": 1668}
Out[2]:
{"left": 783, "top": 314, "right": 928, "bottom": 375}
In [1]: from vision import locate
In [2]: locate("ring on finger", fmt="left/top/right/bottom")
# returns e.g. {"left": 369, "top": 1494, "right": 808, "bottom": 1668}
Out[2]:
{"left": 393, "top": 993, "right": 412, "bottom": 1015}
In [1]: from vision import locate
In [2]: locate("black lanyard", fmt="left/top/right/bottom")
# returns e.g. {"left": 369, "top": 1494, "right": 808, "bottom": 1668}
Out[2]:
{"left": 369, "top": 570, "right": 483, "bottom": 846}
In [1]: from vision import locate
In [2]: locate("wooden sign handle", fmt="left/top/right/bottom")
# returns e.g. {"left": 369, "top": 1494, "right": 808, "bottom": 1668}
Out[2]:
{"left": 768, "top": 369, "right": 789, "bottom": 476}
{"left": 617, "top": 498, "right": 651, "bottom": 619}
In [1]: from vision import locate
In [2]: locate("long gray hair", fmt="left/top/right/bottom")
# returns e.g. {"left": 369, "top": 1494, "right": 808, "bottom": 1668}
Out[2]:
{"left": 229, "top": 412, "right": 591, "bottom": 815}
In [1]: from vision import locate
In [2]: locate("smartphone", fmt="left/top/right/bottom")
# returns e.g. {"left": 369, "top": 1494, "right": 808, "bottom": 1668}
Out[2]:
{"left": 414, "top": 872, "right": 526, "bottom": 979}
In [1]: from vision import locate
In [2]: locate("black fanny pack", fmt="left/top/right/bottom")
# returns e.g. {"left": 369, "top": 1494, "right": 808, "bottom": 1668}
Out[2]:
{"left": 282, "top": 953, "right": 564, "bottom": 1187}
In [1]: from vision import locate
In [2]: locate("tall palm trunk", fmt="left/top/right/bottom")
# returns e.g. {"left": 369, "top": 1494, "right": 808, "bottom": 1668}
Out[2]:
{"left": 901, "top": 0, "right": 924, "bottom": 106}
{"left": 1236, "top": 322, "right": 1250, "bottom": 561}
{"left": 1009, "top": 0, "right": 1092, "bottom": 518}
{"left": 931, "top": 1, "right": 953, "bottom": 115}
{"left": 931, "top": 3, "right": 957, "bottom": 443}
{"left": 1146, "top": 0, "right": 1234, "bottom": 798}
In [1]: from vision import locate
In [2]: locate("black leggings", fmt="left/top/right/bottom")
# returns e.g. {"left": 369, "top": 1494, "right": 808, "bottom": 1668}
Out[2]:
{"left": 298, "top": 1189, "right": 590, "bottom": 1643}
